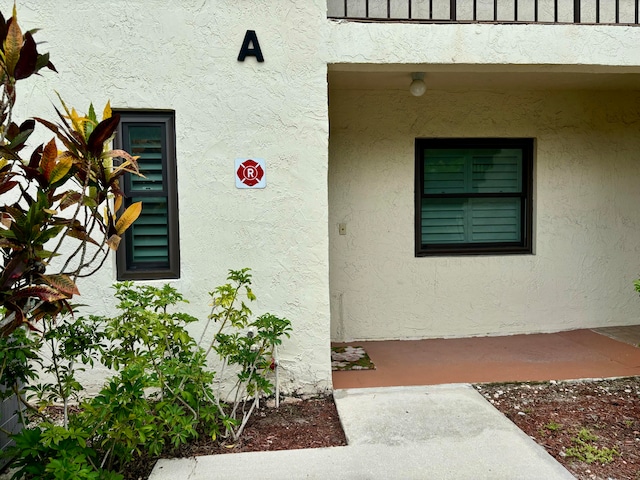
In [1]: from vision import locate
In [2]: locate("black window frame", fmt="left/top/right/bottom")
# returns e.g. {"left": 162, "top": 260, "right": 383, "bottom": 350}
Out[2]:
{"left": 415, "top": 137, "right": 534, "bottom": 256}
{"left": 115, "top": 110, "right": 180, "bottom": 280}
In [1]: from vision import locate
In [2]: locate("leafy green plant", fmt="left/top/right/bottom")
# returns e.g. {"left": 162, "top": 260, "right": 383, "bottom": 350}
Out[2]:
{"left": 7, "top": 269, "right": 292, "bottom": 478}
{"left": 0, "top": 6, "right": 141, "bottom": 337}
{"left": 26, "top": 314, "right": 106, "bottom": 428}
{"left": 6, "top": 282, "right": 216, "bottom": 477}
{"left": 544, "top": 421, "right": 562, "bottom": 432}
{"left": 0, "top": 325, "right": 43, "bottom": 433}
{"left": 564, "top": 428, "right": 620, "bottom": 464}
{"left": 76, "top": 282, "right": 218, "bottom": 470}
{"left": 204, "top": 268, "right": 292, "bottom": 440}
{"left": 576, "top": 428, "right": 598, "bottom": 442}
{"left": 9, "top": 423, "right": 121, "bottom": 480}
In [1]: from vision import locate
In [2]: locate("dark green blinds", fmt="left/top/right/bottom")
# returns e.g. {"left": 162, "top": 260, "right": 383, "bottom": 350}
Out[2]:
{"left": 416, "top": 139, "right": 533, "bottom": 255}
{"left": 116, "top": 111, "right": 179, "bottom": 280}
{"left": 124, "top": 125, "right": 170, "bottom": 268}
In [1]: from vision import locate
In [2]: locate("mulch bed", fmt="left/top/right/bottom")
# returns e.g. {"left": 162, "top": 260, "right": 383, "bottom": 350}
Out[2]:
{"left": 475, "top": 377, "right": 640, "bottom": 480}
{"left": 175, "top": 397, "right": 347, "bottom": 456}
{"left": 126, "top": 396, "right": 346, "bottom": 480}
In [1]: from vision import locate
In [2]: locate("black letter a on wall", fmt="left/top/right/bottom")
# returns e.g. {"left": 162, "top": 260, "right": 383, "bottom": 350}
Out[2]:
{"left": 238, "top": 30, "right": 264, "bottom": 63}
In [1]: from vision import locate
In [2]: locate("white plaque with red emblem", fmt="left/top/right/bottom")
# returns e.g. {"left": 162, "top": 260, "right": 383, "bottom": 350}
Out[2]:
{"left": 235, "top": 158, "right": 266, "bottom": 189}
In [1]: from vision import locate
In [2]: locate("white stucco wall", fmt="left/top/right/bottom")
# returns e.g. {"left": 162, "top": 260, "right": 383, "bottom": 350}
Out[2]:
{"left": 324, "top": 13, "right": 640, "bottom": 342}
{"left": 5, "top": 0, "right": 640, "bottom": 391}
{"left": 326, "top": 20, "right": 640, "bottom": 70}
{"left": 5, "top": 0, "right": 332, "bottom": 394}
{"left": 329, "top": 88, "right": 640, "bottom": 341}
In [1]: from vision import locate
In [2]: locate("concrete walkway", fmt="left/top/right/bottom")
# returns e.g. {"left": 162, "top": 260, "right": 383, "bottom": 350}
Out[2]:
{"left": 150, "top": 384, "right": 574, "bottom": 480}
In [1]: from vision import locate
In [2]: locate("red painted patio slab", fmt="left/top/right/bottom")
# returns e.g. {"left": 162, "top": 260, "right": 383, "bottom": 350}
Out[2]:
{"left": 332, "top": 328, "right": 640, "bottom": 389}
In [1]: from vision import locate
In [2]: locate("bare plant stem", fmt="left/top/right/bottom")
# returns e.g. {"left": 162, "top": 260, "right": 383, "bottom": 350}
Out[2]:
{"left": 232, "top": 395, "right": 259, "bottom": 441}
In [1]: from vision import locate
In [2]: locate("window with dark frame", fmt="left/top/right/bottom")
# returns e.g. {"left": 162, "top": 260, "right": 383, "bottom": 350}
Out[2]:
{"left": 415, "top": 138, "right": 533, "bottom": 256}
{"left": 115, "top": 111, "right": 180, "bottom": 280}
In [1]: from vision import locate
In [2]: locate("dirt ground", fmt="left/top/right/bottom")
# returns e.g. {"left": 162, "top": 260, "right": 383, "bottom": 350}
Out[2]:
{"left": 127, "top": 396, "right": 346, "bottom": 480}
{"left": 175, "top": 397, "right": 347, "bottom": 456}
{"left": 475, "top": 377, "right": 640, "bottom": 480}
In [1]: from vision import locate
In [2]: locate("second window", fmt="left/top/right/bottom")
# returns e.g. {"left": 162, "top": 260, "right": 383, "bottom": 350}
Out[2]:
{"left": 415, "top": 138, "right": 533, "bottom": 256}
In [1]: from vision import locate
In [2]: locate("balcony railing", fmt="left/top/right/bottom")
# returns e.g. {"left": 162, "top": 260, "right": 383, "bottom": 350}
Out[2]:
{"left": 328, "top": 0, "right": 640, "bottom": 25}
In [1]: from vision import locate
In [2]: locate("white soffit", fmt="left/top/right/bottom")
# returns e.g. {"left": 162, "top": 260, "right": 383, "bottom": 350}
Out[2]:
{"left": 328, "top": 66, "right": 640, "bottom": 91}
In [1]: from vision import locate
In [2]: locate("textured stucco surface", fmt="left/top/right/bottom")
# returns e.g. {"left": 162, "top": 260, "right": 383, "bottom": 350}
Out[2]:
{"left": 326, "top": 20, "right": 640, "bottom": 69}
{"left": 5, "top": 0, "right": 332, "bottom": 394}
{"left": 5, "top": 0, "right": 640, "bottom": 389}
{"left": 329, "top": 88, "right": 640, "bottom": 341}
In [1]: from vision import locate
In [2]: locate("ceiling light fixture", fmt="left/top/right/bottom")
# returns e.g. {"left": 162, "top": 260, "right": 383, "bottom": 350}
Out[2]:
{"left": 409, "top": 72, "right": 426, "bottom": 97}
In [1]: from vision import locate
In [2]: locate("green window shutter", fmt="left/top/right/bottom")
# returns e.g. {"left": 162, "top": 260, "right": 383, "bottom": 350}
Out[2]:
{"left": 421, "top": 198, "right": 521, "bottom": 244}
{"left": 127, "top": 196, "right": 169, "bottom": 266}
{"left": 469, "top": 198, "right": 521, "bottom": 243}
{"left": 471, "top": 149, "right": 522, "bottom": 193}
{"left": 421, "top": 198, "right": 466, "bottom": 244}
{"left": 123, "top": 124, "right": 170, "bottom": 269}
{"left": 128, "top": 126, "right": 165, "bottom": 192}
{"left": 423, "top": 150, "right": 466, "bottom": 194}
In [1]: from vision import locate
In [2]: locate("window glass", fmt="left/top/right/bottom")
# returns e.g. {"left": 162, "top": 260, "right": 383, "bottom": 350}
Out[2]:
{"left": 416, "top": 139, "right": 532, "bottom": 255}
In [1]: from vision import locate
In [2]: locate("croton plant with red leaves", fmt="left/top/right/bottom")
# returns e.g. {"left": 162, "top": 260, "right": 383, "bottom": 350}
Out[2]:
{"left": 0, "top": 6, "right": 141, "bottom": 336}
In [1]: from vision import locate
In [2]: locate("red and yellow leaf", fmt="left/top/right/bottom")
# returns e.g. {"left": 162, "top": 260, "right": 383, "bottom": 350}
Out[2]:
{"left": 0, "top": 180, "right": 18, "bottom": 195}
{"left": 0, "top": 212, "right": 12, "bottom": 228}
{"left": 40, "top": 138, "right": 57, "bottom": 181}
{"left": 40, "top": 274, "right": 80, "bottom": 296}
{"left": 11, "top": 285, "right": 68, "bottom": 302}
{"left": 68, "top": 107, "right": 90, "bottom": 139}
{"left": 59, "top": 191, "right": 83, "bottom": 210}
{"left": 65, "top": 224, "right": 100, "bottom": 246}
{"left": 105, "top": 150, "right": 140, "bottom": 179}
{"left": 115, "top": 201, "right": 142, "bottom": 235}
{"left": 49, "top": 155, "right": 73, "bottom": 185}
{"left": 3, "top": 10, "right": 23, "bottom": 76}
{"left": 0, "top": 255, "right": 28, "bottom": 289}
{"left": 87, "top": 114, "right": 120, "bottom": 159}
{"left": 14, "top": 31, "right": 37, "bottom": 80}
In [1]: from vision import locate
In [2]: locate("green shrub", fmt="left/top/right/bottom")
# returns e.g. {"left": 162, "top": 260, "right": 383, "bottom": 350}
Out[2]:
{"left": 206, "top": 268, "right": 292, "bottom": 440}
{"left": 10, "top": 423, "right": 121, "bottom": 480}
{"left": 8, "top": 269, "right": 292, "bottom": 478}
